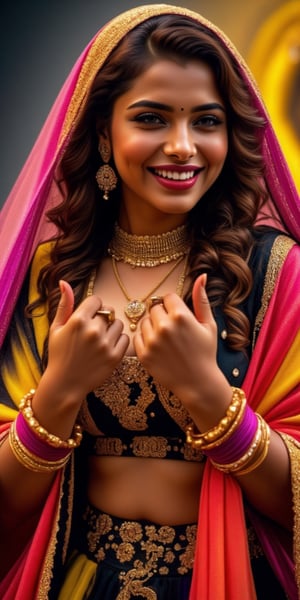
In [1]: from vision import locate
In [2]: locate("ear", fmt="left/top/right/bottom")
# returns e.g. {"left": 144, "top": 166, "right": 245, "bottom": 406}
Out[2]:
{"left": 97, "top": 128, "right": 111, "bottom": 155}
{"left": 97, "top": 123, "right": 110, "bottom": 143}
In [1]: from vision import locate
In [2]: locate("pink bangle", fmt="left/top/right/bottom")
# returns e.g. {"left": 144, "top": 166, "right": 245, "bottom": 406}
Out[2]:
{"left": 203, "top": 405, "right": 258, "bottom": 464}
{"left": 15, "top": 413, "right": 71, "bottom": 461}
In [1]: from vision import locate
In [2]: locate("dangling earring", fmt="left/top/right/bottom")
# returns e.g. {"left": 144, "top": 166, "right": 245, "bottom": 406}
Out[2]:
{"left": 95, "top": 142, "right": 118, "bottom": 201}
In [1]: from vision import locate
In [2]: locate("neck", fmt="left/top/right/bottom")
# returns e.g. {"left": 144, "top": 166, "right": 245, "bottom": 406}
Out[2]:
{"left": 118, "top": 206, "right": 188, "bottom": 236}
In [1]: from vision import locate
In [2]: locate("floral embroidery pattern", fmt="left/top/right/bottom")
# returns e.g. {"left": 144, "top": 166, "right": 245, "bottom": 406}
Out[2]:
{"left": 82, "top": 505, "right": 196, "bottom": 599}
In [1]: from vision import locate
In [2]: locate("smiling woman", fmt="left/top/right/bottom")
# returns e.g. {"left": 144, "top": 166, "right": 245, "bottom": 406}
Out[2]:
{"left": 0, "top": 5, "right": 300, "bottom": 600}
{"left": 105, "top": 59, "right": 227, "bottom": 227}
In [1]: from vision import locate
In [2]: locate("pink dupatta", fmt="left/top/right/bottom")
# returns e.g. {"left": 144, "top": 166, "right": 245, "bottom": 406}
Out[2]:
{"left": 191, "top": 244, "right": 300, "bottom": 600}
{"left": 0, "top": 4, "right": 300, "bottom": 350}
{"left": 0, "top": 5, "right": 300, "bottom": 598}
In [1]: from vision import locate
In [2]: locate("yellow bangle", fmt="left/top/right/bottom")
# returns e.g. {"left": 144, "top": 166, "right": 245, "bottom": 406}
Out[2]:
{"left": 19, "top": 389, "right": 82, "bottom": 449}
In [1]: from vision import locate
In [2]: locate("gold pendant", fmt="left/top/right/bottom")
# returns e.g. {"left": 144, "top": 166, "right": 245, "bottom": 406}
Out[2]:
{"left": 124, "top": 300, "right": 146, "bottom": 331}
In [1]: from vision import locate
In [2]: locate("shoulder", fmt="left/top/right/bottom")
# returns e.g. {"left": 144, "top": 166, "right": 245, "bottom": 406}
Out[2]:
{"left": 250, "top": 228, "right": 297, "bottom": 344}
{"left": 250, "top": 228, "right": 295, "bottom": 271}
{"left": 30, "top": 240, "right": 55, "bottom": 274}
{"left": 29, "top": 241, "right": 55, "bottom": 301}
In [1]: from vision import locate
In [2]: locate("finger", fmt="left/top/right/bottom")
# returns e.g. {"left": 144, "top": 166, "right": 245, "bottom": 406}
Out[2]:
{"left": 74, "top": 295, "right": 103, "bottom": 319}
{"left": 94, "top": 308, "right": 115, "bottom": 326}
{"left": 139, "top": 315, "right": 154, "bottom": 339}
{"left": 161, "top": 292, "right": 186, "bottom": 315}
{"left": 52, "top": 280, "right": 75, "bottom": 328}
{"left": 192, "top": 274, "right": 214, "bottom": 324}
{"left": 133, "top": 329, "right": 145, "bottom": 358}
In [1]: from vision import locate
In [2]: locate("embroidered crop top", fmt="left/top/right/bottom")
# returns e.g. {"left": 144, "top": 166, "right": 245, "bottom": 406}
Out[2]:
{"left": 79, "top": 356, "right": 206, "bottom": 462}
{"left": 76, "top": 230, "right": 290, "bottom": 463}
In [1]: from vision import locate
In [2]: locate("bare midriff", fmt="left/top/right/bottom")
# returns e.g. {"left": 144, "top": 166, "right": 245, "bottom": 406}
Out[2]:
{"left": 87, "top": 456, "right": 204, "bottom": 525}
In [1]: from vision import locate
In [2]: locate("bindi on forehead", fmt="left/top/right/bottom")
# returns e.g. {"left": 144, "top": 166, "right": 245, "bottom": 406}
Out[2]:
{"left": 180, "top": 107, "right": 184, "bottom": 111}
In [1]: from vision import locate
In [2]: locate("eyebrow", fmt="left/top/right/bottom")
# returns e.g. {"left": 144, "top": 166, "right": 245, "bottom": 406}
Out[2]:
{"left": 127, "top": 100, "right": 225, "bottom": 112}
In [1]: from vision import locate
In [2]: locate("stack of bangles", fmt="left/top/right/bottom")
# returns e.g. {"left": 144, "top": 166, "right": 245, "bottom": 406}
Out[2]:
{"left": 185, "top": 387, "right": 270, "bottom": 476}
{"left": 8, "top": 389, "right": 82, "bottom": 473}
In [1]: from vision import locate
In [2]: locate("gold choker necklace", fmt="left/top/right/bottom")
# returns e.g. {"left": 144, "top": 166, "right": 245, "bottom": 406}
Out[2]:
{"left": 107, "top": 223, "right": 190, "bottom": 267}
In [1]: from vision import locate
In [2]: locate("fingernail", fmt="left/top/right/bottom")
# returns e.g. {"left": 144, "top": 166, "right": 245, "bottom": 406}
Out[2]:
{"left": 201, "top": 273, "right": 207, "bottom": 288}
{"left": 59, "top": 280, "right": 66, "bottom": 294}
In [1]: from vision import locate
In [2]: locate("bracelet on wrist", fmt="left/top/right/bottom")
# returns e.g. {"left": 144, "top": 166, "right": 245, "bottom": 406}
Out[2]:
{"left": 210, "top": 415, "right": 271, "bottom": 476}
{"left": 9, "top": 420, "right": 71, "bottom": 473}
{"left": 16, "top": 413, "right": 71, "bottom": 461}
{"left": 185, "top": 386, "right": 271, "bottom": 477}
{"left": 19, "top": 389, "right": 82, "bottom": 449}
{"left": 203, "top": 404, "right": 258, "bottom": 463}
{"left": 185, "top": 387, "right": 246, "bottom": 450}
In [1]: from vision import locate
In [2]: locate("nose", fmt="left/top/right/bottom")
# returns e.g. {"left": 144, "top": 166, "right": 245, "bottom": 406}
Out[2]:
{"left": 163, "top": 123, "right": 196, "bottom": 160}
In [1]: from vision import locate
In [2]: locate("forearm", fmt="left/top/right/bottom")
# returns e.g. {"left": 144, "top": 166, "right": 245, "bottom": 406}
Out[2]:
{"left": 0, "top": 433, "right": 56, "bottom": 577}
{"left": 183, "top": 376, "right": 293, "bottom": 530}
{"left": 0, "top": 434, "right": 55, "bottom": 525}
{"left": 235, "top": 430, "right": 292, "bottom": 530}
{"left": 0, "top": 370, "right": 83, "bottom": 543}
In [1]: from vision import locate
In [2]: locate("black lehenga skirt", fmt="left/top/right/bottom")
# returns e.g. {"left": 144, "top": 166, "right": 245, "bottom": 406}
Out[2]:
{"left": 58, "top": 503, "right": 288, "bottom": 600}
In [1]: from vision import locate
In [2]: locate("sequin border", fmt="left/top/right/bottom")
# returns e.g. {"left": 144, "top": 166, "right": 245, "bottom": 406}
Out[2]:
{"left": 252, "top": 235, "right": 295, "bottom": 347}
{"left": 278, "top": 432, "right": 300, "bottom": 595}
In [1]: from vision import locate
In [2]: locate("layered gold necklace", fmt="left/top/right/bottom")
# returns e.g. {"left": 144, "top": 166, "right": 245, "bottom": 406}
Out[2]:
{"left": 107, "top": 222, "right": 190, "bottom": 267}
{"left": 88, "top": 224, "right": 190, "bottom": 330}
{"left": 112, "top": 254, "right": 188, "bottom": 330}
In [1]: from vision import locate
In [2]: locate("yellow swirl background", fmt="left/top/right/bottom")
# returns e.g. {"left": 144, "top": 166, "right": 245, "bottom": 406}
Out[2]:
{"left": 247, "top": 1, "right": 300, "bottom": 191}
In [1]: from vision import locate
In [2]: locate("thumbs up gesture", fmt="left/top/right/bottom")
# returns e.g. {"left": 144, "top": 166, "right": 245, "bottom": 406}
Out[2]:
{"left": 44, "top": 280, "right": 129, "bottom": 403}
{"left": 134, "top": 274, "right": 231, "bottom": 422}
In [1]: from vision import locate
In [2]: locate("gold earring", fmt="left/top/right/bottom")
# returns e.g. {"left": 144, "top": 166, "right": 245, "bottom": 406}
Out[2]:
{"left": 96, "top": 142, "right": 118, "bottom": 201}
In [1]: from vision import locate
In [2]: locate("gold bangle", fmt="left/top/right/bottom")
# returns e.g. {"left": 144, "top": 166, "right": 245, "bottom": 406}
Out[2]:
{"left": 185, "top": 387, "right": 246, "bottom": 449}
{"left": 234, "top": 419, "right": 270, "bottom": 476}
{"left": 9, "top": 421, "right": 71, "bottom": 473}
{"left": 200, "top": 396, "right": 247, "bottom": 451}
{"left": 19, "top": 389, "right": 82, "bottom": 449}
{"left": 210, "top": 414, "right": 262, "bottom": 473}
{"left": 211, "top": 415, "right": 270, "bottom": 475}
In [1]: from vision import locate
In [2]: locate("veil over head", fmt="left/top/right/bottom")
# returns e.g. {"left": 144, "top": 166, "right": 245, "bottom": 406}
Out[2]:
{"left": 0, "top": 5, "right": 299, "bottom": 600}
{"left": 0, "top": 3, "right": 299, "bottom": 347}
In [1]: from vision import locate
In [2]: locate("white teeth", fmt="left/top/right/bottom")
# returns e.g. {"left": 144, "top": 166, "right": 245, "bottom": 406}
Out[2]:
{"left": 155, "top": 169, "right": 194, "bottom": 180}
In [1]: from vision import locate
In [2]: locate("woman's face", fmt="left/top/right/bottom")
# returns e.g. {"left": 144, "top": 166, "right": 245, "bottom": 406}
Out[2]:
{"left": 105, "top": 58, "right": 228, "bottom": 232}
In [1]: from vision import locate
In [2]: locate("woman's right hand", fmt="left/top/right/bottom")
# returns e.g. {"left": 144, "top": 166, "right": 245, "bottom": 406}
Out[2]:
{"left": 32, "top": 280, "right": 129, "bottom": 435}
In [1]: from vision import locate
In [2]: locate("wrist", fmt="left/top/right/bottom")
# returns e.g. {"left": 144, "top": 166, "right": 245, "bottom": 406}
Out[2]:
{"left": 182, "top": 371, "right": 232, "bottom": 427}
{"left": 31, "top": 374, "right": 85, "bottom": 440}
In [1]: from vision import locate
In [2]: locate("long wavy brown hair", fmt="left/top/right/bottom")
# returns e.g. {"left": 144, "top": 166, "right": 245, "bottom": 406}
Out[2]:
{"left": 27, "top": 14, "right": 269, "bottom": 365}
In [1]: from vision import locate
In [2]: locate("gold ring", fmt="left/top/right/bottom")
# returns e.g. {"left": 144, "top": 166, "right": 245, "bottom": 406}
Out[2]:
{"left": 148, "top": 296, "right": 164, "bottom": 309}
{"left": 95, "top": 309, "right": 115, "bottom": 325}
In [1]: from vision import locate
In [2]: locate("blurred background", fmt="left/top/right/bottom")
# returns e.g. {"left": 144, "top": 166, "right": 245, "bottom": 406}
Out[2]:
{"left": 0, "top": 0, "right": 299, "bottom": 207}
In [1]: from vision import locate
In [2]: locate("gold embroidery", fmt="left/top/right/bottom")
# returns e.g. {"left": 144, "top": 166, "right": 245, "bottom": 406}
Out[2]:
{"left": 182, "top": 442, "right": 205, "bottom": 462}
{"left": 279, "top": 433, "right": 300, "bottom": 595}
{"left": 120, "top": 521, "right": 144, "bottom": 543}
{"left": 253, "top": 235, "right": 295, "bottom": 347}
{"left": 131, "top": 436, "right": 169, "bottom": 458}
{"left": 37, "top": 455, "right": 75, "bottom": 598}
{"left": 92, "top": 435, "right": 205, "bottom": 461}
{"left": 82, "top": 506, "right": 196, "bottom": 599}
{"left": 156, "top": 384, "right": 192, "bottom": 431}
{"left": 93, "top": 356, "right": 192, "bottom": 433}
{"left": 94, "top": 357, "right": 155, "bottom": 430}
{"left": 94, "top": 436, "right": 124, "bottom": 456}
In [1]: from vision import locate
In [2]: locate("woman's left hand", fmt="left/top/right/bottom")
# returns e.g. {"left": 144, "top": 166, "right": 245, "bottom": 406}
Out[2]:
{"left": 134, "top": 274, "right": 229, "bottom": 412}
